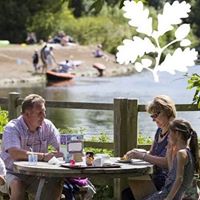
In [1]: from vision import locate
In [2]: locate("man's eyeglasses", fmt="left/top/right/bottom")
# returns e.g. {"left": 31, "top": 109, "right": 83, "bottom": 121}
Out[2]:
{"left": 150, "top": 112, "right": 161, "bottom": 119}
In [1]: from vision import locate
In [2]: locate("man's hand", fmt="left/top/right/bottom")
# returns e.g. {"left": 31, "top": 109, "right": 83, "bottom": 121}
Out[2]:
{"left": 43, "top": 151, "right": 64, "bottom": 161}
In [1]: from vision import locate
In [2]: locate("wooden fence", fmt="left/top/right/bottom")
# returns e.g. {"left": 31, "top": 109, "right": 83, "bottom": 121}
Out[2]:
{"left": 1, "top": 92, "right": 199, "bottom": 155}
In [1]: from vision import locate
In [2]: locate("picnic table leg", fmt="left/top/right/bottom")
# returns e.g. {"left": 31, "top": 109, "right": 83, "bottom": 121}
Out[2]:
{"left": 113, "top": 178, "right": 128, "bottom": 200}
{"left": 35, "top": 178, "right": 45, "bottom": 200}
{"left": 129, "top": 175, "right": 156, "bottom": 200}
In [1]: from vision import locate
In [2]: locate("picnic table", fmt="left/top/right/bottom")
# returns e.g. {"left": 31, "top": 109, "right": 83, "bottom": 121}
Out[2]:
{"left": 13, "top": 158, "right": 153, "bottom": 200}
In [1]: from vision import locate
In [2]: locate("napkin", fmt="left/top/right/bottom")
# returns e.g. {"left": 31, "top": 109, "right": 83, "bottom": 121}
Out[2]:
{"left": 48, "top": 156, "right": 61, "bottom": 165}
{"left": 102, "top": 159, "right": 114, "bottom": 166}
{"left": 93, "top": 154, "right": 110, "bottom": 167}
{"left": 93, "top": 158, "right": 103, "bottom": 167}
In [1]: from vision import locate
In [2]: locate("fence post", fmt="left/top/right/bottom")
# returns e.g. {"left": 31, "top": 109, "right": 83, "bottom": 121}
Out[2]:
{"left": 8, "top": 92, "right": 20, "bottom": 120}
{"left": 127, "top": 99, "right": 138, "bottom": 150}
{"left": 113, "top": 98, "right": 128, "bottom": 200}
{"left": 113, "top": 98, "right": 128, "bottom": 157}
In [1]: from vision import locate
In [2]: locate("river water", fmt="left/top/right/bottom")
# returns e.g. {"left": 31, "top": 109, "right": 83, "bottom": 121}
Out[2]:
{"left": 1, "top": 65, "right": 200, "bottom": 140}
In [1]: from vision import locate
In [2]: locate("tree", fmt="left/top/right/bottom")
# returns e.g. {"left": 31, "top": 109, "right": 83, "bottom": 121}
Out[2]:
{"left": 89, "top": 0, "right": 148, "bottom": 13}
{"left": 0, "top": 0, "right": 64, "bottom": 42}
{"left": 190, "top": 0, "right": 200, "bottom": 40}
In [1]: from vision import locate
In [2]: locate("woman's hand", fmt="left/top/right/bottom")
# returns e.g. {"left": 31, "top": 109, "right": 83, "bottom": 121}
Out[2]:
{"left": 126, "top": 149, "right": 144, "bottom": 160}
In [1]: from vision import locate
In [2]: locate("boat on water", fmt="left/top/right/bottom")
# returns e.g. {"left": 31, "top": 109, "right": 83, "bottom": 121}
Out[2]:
{"left": 47, "top": 79, "right": 74, "bottom": 87}
{"left": 46, "top": 70, "right": 75, "bottom": 81}
{"left": 92, "top": 63, "right": 106, "bottom": 77}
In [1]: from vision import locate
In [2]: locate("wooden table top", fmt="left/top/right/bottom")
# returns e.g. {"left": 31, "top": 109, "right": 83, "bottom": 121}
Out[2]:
{"left": 13, "top": 158, "right": 153, "bottom": 179}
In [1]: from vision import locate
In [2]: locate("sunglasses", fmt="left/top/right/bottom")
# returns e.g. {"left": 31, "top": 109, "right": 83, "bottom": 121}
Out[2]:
{"left": 150, "top": 112, "right": 161, "bottom": 119}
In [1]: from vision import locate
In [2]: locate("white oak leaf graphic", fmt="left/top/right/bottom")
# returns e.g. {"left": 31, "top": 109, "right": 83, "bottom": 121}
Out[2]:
{"left": 116, "top": 37, "right": 156, "bottom": 65}
{"left": 116, "top": 39, "right": 138, "bottom": 64}
{"left": 141, "top": 58, "right": 152, "bottom": 67}
{"left": 180, "top": 39, "right": 191, "bottom": 47}
{"left": 135, "top": 59, "right": 152, "bottom": 72}
{"left": 117, "top": 1, "right": 197, "bottom": 82}
{"left": 135, "top": 62, "right": 143, "bottom": 72}
{"left": 175, "top": 24, "right": 190, "bottom": 40}
{"left": 122, "top": 1, "right": 152, "bottom": 36}
{"left": 133, "top": 36, "right": 156, "bottom": 55}
{"left": 156, "top": 1, "right": 191, "bottom": 37}
{"left": 159, "top": 48, "right": 198, "bottom": 74}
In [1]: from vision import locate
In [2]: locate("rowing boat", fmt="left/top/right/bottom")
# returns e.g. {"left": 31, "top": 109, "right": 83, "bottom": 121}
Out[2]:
{"left": 46, "top": 70, "right": 75, "bottom": 81}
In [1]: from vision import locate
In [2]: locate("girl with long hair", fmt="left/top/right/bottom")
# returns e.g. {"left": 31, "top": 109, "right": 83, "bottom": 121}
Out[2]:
{"left": 144, "top": 119, "right": 199, "bottom": 200}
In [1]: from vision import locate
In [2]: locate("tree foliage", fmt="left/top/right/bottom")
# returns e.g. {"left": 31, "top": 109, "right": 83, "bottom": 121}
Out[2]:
{"left": 88, "top": 0, "right": 148, "bottom": 14}
{"left": 0, "top": 0, "right": 64, "bottom": 42}
{"left": 0, "top": 108, "right": 8, "bottom": 133}
{"left": 187, "top": 73, "right": 200, "bottom": 107}
{"left": 0, "top": 0, "right": 200, "bottom": 46}
{"left": 27, "top": 3, "right": 75, "bottom": 41}
{"left": 62, "top": 6, "right": 134, "bottom": 54}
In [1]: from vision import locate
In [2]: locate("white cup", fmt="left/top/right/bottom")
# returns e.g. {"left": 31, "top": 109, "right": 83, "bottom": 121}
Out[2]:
{"left": 28, "top": 154, "right": 38, "bottom": 165}
{"left": 93, "top": 157, "right": 103, "bottom": 167}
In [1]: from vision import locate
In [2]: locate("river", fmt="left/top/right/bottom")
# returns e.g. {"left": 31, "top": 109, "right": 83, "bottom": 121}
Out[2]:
{"left": 1, "top": 66, "right": 200, "bottom": 140}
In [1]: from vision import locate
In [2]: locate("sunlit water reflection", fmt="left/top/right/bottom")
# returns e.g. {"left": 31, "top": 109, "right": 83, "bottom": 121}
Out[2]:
{"left": 1, "top": 65, "right": 200, "bottom": 140}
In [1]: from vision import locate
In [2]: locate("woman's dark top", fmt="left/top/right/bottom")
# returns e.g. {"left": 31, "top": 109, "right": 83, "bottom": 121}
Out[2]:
{"left": 150, "top": 128, "right": 168, "bottom": 190}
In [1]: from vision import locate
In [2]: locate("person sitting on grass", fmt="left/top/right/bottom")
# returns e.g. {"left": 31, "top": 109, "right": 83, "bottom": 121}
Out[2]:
{"left": 93, "top": 44, "right": 104, "bottom": 58}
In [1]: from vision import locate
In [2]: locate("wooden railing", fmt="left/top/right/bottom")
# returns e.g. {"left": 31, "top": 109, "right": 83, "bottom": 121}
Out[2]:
{"left": 0, "top": 92, "right": 199, "bottom": 154}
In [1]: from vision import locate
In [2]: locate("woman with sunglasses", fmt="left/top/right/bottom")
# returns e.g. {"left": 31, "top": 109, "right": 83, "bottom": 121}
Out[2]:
{"left": 122, "top": 95, "right": 176, "bottom": 199}
{"left": 144, "top": 119, "right": 199, "bottom": 200}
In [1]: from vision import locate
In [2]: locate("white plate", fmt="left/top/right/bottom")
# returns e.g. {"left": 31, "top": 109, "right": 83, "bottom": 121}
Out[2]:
{"left": 131, "top": 159, "right": 151, "bottom": 165}
{"left": 117, "top": 159, "right": 132, "bottom": 163}
{"left": 133, "top": 148, "right": 147, "bottom": 153}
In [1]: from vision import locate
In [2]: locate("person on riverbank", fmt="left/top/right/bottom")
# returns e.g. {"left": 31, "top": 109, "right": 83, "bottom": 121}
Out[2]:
{"left": 40, "top": 44, "right": 48, "bottom": 73}
{"left": 45, "top": 46, "right": 57, "bottom": 69}
{"left": 0, "top": 94, "right": 63, "bottom": 200}
{"left": 32, "top": 50, "right": 39, "bottom": 72}
{"left": 144, "top": 119, "right": 199, "bottom": 200}
{"left": 40, "top": 45, "right": 57, "bottom": 73}
{"left": 92, "top": 44, "right": 110, "bottom": 62}
{"left": 122, "top": 95, "right": 176, "bottom": 199}
{"left": 93, "top": 44, "right": 104, "bottom": 58}
{"left": 26, "top": 32, "right": 37, "bottom": 44}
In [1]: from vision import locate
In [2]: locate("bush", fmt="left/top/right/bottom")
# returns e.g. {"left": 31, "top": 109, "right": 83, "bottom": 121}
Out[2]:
{"left": 62, "top": 14, "right": 134, "bottom": 54}
{"left": 59, "top": 127, "right": 87, "bottom": 135}
{"left": 84, "top": 132, "right": 113, "bottom": 155}
{"left": 0, "top": 108, "right": 8, "bottom": 133}
{"left": 93, "top": 184, "right": 113, "bottom": 200}
{"left": 27, "top": 4, "right": 75, "bottom": 41}
{"left": 187, "top": 73, "right": 200, "bottom": 107}
{"left": 138, "top": 133, "right": 152, "bottom": 145}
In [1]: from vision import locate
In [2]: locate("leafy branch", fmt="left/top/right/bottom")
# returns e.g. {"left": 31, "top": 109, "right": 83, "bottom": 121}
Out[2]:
{"left": 116, "top": 1, "right": 198, "bottom": 82}
{"left": 187, "top": 73, "right": 200, "bottom": 108}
